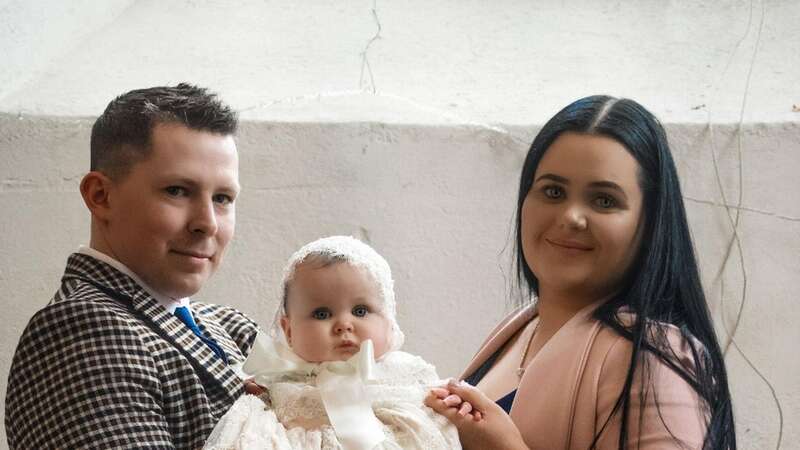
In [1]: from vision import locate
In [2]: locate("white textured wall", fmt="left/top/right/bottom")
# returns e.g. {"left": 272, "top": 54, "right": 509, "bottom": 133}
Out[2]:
{"left": 1, "top": 1, "right": 798, "bottom": 449}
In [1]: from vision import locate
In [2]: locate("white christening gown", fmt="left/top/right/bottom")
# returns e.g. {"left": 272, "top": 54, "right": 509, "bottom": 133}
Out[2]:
{"left": 204, "top": 351, "right": 461, "bottom": 450}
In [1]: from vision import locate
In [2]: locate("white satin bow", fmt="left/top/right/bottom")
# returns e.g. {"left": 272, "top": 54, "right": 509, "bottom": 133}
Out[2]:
{"left": 238, "top": 332, "right": 385, "bottom": 450}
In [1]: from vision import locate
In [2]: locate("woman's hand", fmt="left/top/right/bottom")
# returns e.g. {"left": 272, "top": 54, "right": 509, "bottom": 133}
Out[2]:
{"left": 429, "top": 387, "right": 482, "bottom": 421}
{"left": 425, "top": 380, "right": 529, "bottom": 450}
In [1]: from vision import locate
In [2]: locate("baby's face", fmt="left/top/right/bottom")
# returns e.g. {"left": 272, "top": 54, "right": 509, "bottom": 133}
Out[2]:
{"left": 280, "top": 261, "right": 391, "bottom": 363}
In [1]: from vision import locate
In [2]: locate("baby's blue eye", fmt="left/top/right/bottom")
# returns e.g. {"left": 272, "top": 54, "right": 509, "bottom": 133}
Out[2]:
{"left": 312, "top": 309, "right": 331, "bottom": 320}
{"left": 352, "top": 305, "right": 368, "bottom": 317}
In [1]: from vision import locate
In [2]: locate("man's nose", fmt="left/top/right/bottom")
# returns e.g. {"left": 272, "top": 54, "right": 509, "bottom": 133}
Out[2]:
{"left": 189, "top": 198, "right": 219, "bottom": 235}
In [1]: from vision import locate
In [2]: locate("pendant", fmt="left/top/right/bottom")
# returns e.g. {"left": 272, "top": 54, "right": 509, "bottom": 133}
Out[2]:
{"left": 516, "top": 367, "right": 525, "bottom": 378}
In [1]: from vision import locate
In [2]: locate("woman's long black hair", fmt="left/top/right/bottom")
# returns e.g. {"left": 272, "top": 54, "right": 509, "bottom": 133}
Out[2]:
{"left": 514, "top": 96, "right": 735, "bottom": 449}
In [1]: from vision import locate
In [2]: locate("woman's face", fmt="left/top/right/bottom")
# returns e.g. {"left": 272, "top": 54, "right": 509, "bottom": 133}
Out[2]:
{"left": 521, "top": 132, "right": 644, "bottom": 301}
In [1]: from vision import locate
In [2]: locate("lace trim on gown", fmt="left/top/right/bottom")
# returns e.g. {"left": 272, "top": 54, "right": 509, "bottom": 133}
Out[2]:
{"left": 204, "top": 351, "right": 461, "bottom": 450}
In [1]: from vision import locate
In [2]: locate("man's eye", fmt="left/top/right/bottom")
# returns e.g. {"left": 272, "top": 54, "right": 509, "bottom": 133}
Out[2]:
{"left": 543, "top": 185, "right": 563, "bottom": 199}
{"left": 165, "top": 186, "right": 188, "bottom": 197}
{"left": 352, "top": 305, "right": 369, "bottom": 317}
{"left": 312, "top": 309, "right": 331, "bottom": 320}
{"left": 594, "top": 195, "right": 617, "bottom": 209}
{"left": 213, "top": 193, "right": 234, "bottom": 205}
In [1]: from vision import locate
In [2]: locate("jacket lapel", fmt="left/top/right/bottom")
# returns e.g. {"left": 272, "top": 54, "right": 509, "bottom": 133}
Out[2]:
{"left": 459, "top": 305, "right": 536, "bottom": 380}
{"left": 457, "top": 298, "right": 606, "bottom": 450}
{"left": 511, "top": 300, "right": 605, "bottom": 450}
{"left": 63, "top": 253, "right": 242, "bottom": 402}
{"left": 192, "top": 306, "right": 247, "bottom": 366}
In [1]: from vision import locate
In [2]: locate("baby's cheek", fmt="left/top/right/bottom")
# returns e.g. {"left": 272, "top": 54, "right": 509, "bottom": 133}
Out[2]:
{"left": 370, "top": 320, "right": 392, "bottom": 358}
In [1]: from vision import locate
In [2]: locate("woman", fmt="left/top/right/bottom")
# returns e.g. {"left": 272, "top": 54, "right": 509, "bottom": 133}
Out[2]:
{"left": 426, "top": 96, "right": 736, "bottom": 449}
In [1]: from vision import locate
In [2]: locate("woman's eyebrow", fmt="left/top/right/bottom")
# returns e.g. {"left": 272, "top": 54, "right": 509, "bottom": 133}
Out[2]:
{"left": 588, "top": 180, "right": 624, "bottom": 192}
{"left": 534, "top": 173, "right": 568, "bottom": 184}
{"left": 589, "top": 181, "right": 628, "bottom": 199}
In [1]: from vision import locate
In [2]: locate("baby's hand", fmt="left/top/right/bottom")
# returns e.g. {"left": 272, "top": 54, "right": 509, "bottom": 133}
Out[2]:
{"left": 429, "top": 385, "right": 482, "bottom": 421}
{"left": 243, "top": 378, "right": 267, "bottom": 395}
{"left": 427, "top": 380, "right": 528, "bottom": 450}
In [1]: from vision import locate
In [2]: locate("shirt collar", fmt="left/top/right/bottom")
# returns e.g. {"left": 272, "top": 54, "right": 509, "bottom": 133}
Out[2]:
{"left": 78, "top": 245, "right": 190, "bottom": 313}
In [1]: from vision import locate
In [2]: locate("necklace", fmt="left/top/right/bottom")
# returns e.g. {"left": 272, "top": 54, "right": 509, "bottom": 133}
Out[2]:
{"left": 516, "top": 319, "right": 541, "bottom": 378}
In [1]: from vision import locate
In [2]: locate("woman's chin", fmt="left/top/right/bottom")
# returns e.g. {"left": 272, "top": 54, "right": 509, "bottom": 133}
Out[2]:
{"left": 539, "top": 275, "right": 606, "bottom": 299}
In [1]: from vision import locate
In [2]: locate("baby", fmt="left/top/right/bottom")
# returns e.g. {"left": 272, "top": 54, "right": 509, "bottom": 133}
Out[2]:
{"left": 205, "top": 236, "right": 460, "bottom": 450}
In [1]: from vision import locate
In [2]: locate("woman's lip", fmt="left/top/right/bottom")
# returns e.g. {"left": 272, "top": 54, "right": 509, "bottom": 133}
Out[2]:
{"left": 545, "top": 238, "right": 593, "bottom": 251}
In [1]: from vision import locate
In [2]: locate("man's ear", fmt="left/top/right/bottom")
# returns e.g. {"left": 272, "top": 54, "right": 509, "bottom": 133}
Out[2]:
{"left": 80, "top": 171, "right": 114, "bottom": 221}
{"left": 280, "top": 316, "right": 292, "bottom": 345}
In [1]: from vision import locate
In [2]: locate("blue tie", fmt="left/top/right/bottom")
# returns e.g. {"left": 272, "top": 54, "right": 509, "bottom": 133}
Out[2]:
{"left": 174, "top": 306, "right": 228, "bottom": 364}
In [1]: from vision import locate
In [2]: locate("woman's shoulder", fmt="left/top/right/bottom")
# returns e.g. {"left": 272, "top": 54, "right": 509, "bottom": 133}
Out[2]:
{"left": 500, "top": 303, "right": 537, "bottom": 328}
{"left": 590, "top": 312, "right": 705, "bottom": 387}
{"left": 586, "top": 315, "right": 710, "bottom": 448}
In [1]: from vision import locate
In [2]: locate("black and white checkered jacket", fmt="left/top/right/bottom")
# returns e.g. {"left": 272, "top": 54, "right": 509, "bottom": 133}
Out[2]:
{"left": 5, "top": 253, "right": 259, "bottom": 449}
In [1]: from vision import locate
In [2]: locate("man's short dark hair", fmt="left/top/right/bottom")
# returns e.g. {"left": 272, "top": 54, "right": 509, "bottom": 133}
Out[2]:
{"left": 90, "top": 83, "right": 238, "bottom": 179}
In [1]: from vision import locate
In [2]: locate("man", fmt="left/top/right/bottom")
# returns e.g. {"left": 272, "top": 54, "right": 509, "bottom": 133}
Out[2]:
{"left": 5, "top": 84, "right": 259, "bottom": 449}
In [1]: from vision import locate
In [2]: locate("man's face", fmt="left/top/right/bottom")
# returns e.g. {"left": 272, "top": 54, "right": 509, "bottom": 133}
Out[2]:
{"left": 101, "top": 123, "right": 239, "bottom": 298}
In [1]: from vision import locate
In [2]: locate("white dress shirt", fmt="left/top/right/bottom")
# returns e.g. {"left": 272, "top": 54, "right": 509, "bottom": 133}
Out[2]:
{"left": 78, "top": 245, "right": 190, "bottom": 313}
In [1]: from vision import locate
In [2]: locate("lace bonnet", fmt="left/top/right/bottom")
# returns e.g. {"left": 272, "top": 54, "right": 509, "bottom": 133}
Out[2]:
{"left": 270, "top": 235, "right": 405, "bottom": 353}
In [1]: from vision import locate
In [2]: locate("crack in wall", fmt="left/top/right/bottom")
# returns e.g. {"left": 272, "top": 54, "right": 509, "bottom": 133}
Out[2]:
{"left": 359, "top": 0, "right": 381, "bottom": 94}
{"left": 237, "top": 90, "right": 365, "bottom": 113}
{"left": 238, "top": 0, "right": 387, "bottom": 114}
{"left": 703, "top": 1, "right": 783, "bottom": 448}
{"left": 682, "top": 196, "right": 800, "bottom": 223}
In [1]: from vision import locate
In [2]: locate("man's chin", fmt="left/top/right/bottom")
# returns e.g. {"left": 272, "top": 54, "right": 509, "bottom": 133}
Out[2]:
{"left": 155, "top": 275, "right": 210, "bottom": 299}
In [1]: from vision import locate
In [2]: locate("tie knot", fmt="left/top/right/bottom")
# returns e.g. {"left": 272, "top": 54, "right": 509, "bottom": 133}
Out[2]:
{"left": 174, "top": 306, "right": 196, "bottom": 327}
{"left": 174, "top": 306, "right": 201, "bottom": 335}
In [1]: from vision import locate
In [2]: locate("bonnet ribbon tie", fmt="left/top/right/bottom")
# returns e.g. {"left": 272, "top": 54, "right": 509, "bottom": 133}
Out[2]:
{"left": 238, "top": 332, "right": 385, "bottom": 450}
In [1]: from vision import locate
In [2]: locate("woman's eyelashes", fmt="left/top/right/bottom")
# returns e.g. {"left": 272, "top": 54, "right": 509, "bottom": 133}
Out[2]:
{"left": 536, "top": 184, "right": 623, "bottom": 210}
{"left": 542, "top": 184, "right": 564, "bottom": 200}
{"left": 592, "top": 193, "right": 619, "bottom": 210}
